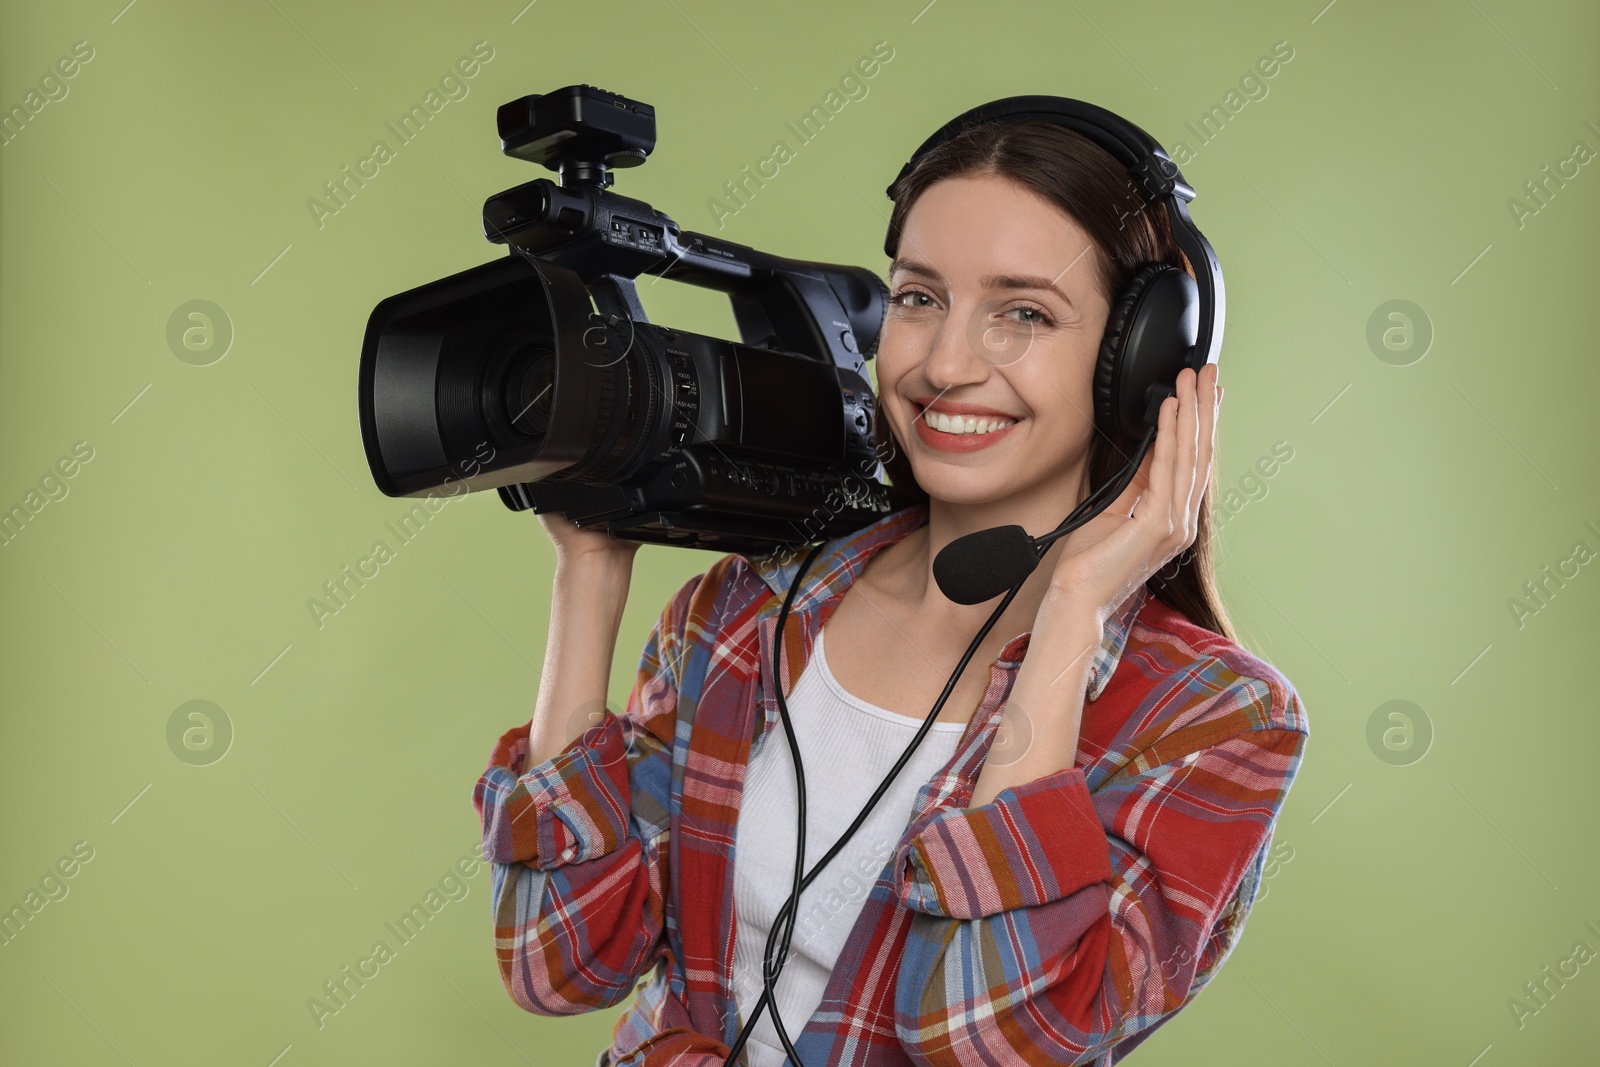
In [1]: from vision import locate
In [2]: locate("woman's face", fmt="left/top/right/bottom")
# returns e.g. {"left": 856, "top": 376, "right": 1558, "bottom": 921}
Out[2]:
{"left": 876, "top": 171, "right": 1114, "bottom": 509}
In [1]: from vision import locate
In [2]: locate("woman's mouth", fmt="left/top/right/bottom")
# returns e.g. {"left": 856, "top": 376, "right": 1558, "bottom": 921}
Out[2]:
{"left": 911, "top": 402, "right": 1022, "bottom": 453}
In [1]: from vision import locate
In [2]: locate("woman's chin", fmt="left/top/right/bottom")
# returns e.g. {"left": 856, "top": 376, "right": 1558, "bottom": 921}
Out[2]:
{"left": 909, "top": 468, "right": 1018, "bottom": 507}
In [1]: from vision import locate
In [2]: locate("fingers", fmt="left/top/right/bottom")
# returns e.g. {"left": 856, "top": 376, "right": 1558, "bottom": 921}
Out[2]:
{"left": 1105, "top": 441, "right": 1155, "bottom": 519}
{"left": 1199, "top": 366, "right": 1220, "bottom": 518}
{"left": 1144, "top": 381, "right": 1176, "bottom": 538}
{"left": 1101, "top": 365, "right": 1220, "bottom": 542}
{"left": 1174, "top": 367, "right": 1200, "bottom": 544}
{"left": 1139, "top": 365, "right": 1216, "bottom": 560}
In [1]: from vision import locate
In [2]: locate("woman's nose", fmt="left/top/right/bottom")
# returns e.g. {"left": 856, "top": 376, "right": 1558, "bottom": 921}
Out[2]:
{"left": 921, "top": 299, "right": 1026, "bottom": 387}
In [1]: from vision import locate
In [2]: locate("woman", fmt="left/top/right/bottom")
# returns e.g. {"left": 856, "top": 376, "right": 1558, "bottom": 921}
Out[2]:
{"left": 473, "top": 117, "right": 1310, "bottom": 1066}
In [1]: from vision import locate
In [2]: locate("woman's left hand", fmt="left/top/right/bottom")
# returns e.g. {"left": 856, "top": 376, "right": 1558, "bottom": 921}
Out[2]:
{"left": 1045, "top": 364, "right": 1221, "bottom": 623}
{"left": 968, "top": 366, "right": 1221, "bottom": 809}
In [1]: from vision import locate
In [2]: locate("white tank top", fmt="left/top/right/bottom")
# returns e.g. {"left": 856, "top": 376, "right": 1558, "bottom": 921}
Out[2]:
{"left": 731, "top": 624, "right": 966, "bottom": 1067}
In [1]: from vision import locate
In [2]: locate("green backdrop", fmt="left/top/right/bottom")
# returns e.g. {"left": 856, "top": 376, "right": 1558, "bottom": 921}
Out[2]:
{"left": 3, "top": 1, "right": 1596, "bottom": 1064}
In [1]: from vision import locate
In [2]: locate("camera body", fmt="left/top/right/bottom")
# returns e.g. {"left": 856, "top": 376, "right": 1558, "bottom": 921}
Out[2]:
{"left": 358, "top": 84, "right": 896, "bottom": 556}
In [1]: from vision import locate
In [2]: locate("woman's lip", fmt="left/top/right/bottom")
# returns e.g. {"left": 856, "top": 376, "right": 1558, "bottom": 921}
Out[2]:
{"left": 912, "top": 399, "right": 1023, "bottom": 420}
{"left": 912, "top": 409, "right": 1020, "bottom": 452}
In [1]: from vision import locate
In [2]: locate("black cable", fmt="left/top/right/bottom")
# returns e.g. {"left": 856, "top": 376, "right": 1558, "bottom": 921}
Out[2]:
{"left": 724, "top": 552, "right": 1027, "bottom": 1067}
{"left": 750, "top": 538, "right": 824, "bottom": 1066}
{"left": 722, "top": 432, "right": 1155, "bottom": 1066}
{"left": 1029, "top": 426, "right": 1157, "bottom": 557}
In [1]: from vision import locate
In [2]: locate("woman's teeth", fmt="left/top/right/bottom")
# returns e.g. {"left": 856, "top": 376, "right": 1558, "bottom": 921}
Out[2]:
{"left": 923, "top": 410, "right": 1017, "bottom": 435}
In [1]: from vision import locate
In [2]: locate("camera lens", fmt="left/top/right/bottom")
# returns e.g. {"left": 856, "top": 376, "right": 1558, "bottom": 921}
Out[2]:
{"left": 504, "top": 347, "right": 555, "bottom": 437}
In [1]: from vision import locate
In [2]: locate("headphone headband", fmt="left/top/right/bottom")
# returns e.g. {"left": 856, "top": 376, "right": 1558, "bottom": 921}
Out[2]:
{"left": 882, "top": 95, "right": 1225, "bottom": 367}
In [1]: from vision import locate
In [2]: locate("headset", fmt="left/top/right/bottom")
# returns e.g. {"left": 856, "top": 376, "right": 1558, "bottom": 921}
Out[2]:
{"left": 723, "top": 95, "right": 1225, "bottom": 1067}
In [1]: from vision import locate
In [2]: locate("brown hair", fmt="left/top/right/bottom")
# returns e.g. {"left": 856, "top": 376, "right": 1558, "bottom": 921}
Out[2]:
{"left": 874, "top": 118, "right": 1236, "bottom": 641}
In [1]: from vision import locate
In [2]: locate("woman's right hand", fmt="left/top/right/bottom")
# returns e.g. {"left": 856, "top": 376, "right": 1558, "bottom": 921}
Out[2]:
{"left": 536, "top": 509, "right": 642, "bottom": 569}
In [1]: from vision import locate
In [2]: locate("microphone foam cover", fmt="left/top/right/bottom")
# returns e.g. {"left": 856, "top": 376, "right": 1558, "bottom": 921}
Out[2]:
{"left": 932, "top": 524, "right": 1039, "bottom": 605}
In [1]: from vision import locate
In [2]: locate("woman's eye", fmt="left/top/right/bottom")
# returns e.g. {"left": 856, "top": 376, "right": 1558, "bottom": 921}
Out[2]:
{"left": 1007, "top": 305, "right": 1052, "bottom": 326}
{"left": 888, "top": 291, "right": 1051, "bottom": 326}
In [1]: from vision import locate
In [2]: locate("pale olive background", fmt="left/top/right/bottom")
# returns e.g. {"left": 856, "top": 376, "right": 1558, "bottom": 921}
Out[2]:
{"left": 3, "top": 1, "right": 1597, "bottom": 1064}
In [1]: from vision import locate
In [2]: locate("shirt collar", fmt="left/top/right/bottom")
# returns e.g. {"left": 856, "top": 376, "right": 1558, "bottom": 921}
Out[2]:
{"left": 745, "top": 502, "right": 1147, "bottom": 702}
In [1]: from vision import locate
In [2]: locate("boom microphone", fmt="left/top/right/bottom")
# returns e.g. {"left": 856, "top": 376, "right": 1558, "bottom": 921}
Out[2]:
{"left": 930, "top": 421, "right": 1159, "bottom": 605}
{"left": 932, "top": 526, "right": 1039, "bottom": 604}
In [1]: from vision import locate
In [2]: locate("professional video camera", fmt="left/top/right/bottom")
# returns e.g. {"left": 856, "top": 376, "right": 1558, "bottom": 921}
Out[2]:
{"left": 357, "top": 83, "right": 895, "bottom": 555}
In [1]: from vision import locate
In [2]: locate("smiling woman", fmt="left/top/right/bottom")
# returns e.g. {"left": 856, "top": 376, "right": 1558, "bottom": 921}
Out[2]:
{"left": 473, "top": 101, "right": 1308, "bottom": 1067}
{"left": 874, "top": 118, "right": 1232, "bottom": 636}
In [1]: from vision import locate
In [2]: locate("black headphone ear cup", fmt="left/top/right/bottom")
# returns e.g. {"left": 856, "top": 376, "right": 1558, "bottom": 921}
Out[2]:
{"left": 1093, "top": 262, "right": 1173, "bottom": 438}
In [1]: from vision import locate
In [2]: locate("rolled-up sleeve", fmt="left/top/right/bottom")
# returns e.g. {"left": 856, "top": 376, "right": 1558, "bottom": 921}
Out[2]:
{"left": 894, "top": 673, "right": 1310, "bottom": 1065}
{"left": 476, "top": 714, "right": 634, "bottom": 869}
{"left": 895, "top": 767, "right": 1113, "bottom": 918}
{"left": 469, "top": 566, "right": 710, "bottom": 1017}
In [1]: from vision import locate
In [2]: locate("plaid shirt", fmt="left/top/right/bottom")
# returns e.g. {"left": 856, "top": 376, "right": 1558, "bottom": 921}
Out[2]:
{"left": 473, "top": 503, "right": 1310, "bottom": 1066}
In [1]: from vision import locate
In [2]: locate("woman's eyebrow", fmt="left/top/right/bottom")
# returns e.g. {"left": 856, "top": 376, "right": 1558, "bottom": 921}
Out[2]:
{"left": 889, "top": 257, "right": 1075, "bottom": 308}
